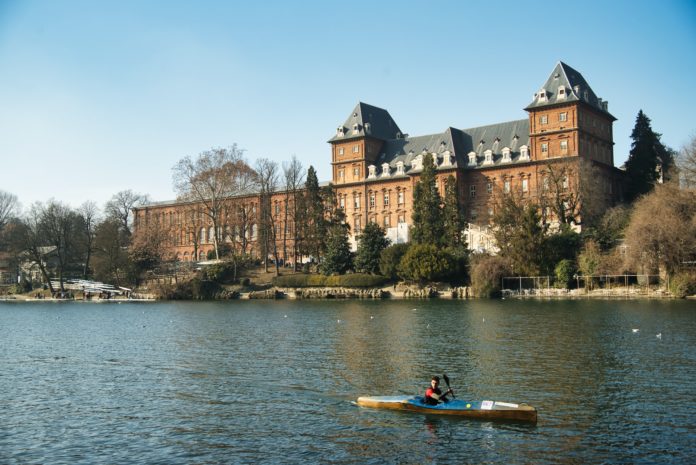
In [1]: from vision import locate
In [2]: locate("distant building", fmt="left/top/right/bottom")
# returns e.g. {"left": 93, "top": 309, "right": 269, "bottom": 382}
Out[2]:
{"left": 134, "top": 62, "right": 623, "bottom": 262}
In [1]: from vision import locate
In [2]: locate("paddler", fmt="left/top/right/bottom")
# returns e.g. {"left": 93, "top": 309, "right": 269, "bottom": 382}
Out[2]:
{"left": 424, "top": 375, "right": 453, "bottom": 405}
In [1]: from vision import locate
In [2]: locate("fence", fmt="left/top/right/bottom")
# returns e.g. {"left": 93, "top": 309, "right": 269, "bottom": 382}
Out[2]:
{"left": 502, "top": 274, "right": 666, "bottom": 298}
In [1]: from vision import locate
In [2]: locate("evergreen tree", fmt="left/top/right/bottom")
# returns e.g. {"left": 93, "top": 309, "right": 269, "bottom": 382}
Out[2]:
{"left": 354, "top": 222, "right": 389, "bottom": 274}
{"left": 442, "top": 175, "right": 466, "bottom": 250}
{"left": 624, "top": 110, "right": 672, "bottom": 202}
{"left": 320, "top": 223, "right": 352, "bottom": 275}
{"left": 302, "top": 166, "right": 325, "bottom": 267}
{"left": 491, "top": 193, "right": 546, "bottom": 276}
{"left": 411, "top": 153, "right": 444, "bottom": 245}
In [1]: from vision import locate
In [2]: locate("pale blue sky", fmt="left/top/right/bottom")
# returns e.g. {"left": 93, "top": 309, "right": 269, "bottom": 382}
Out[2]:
{"left": 1, "top": 0, "right": 695, "bottom": 209}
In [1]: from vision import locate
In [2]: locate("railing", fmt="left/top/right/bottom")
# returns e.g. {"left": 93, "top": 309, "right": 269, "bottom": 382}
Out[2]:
{"left": 502, "top": 274, "right": 667, "bottom": 298}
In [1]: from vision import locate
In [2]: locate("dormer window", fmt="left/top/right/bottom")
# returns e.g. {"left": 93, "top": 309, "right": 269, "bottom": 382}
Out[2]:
{"left": 396, "top": 161, "right": 405, "bottom": 175}
{"left": 502, "top": 147, "right": 511, "bottom": 163}
{"left": 368, "top": 165, "right": 377, "bottom": 179}
{"left": 468, "top": 151, "right": 477, "bottom": 166}
{"left": 442, "top": 150, "right": 452, "bottom": 166}
{"left": 337, "top": 126, "right": 345, "bottom": 137}
{"left": 558, "top": 86, "right": 566, "bottom": 99}
{"left": 364, "top": 122, "right": 371, "bottom": 134}
{"left": 538, "top": 89, "right": 547, "bottom": 102}
{"left": 353, "top": 123, "right": 360, "bottom": 134}
{"left": 519, "top": 145, "right": 530, "bottom": 161}
{"left": 381, "top": 163, "right": 391, "bottom": 178}
{"left": 483, "top": 150, "right": 493, "bottom": 165}
{"left": 411, "top": 154, "right": 423, "bottom": 171}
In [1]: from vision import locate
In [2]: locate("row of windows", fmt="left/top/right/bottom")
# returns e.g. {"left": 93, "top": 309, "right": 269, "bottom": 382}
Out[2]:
{"left": 353, "top": 214, "right": 407, "bottom": 232}
{"left": 539, "top": 112, "right": 568, "bottom": 125}
{"left": 339, "top": 191, "right": 406, "bottom": 210}
{"left": 540, "top": 140, "right": 569, "bottom": 154}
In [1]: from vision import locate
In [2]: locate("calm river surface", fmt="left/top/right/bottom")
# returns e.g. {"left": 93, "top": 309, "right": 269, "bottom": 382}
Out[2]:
{"left": 1, "top": 299, "right": 695, "bottom": 464}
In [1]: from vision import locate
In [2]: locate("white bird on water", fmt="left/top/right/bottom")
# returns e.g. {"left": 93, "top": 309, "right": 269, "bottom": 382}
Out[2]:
{"left": 632, "top": 328, "right": 639, "bottom": 333}
{"left": 656, "top": 333, "right": 662, "bottom": 339}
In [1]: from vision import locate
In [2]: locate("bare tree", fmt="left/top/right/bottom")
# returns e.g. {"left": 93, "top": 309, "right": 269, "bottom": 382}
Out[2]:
{"left": 538, "top": 162, "right": 581, "bottom": 228}
{"left": 40, "top": 200, "right": 80, "bottom": 291}
{"left": 173, "top": 145, "right": 258, "bottom": 260}
{"left": 13, "top": 204, "right": 55, "bottom": 292}
{"left": 256, "top": 158, "right": 280, "bottom": 274}
{"left": 182, "top": 206, "right": 204, "bottom": 261}
{"left": 282, "top": 155, "right": 304, "bottom": 271}
{"left": 0, "top": 190, "right": 19, "bottom": 232}
{"left": 105, "top": 190, "right": 149, "bottom": 236}
{"left": 676, "top": 134, "right": 696, "bottom": 188}
{"left": 77, "top": 201, "right": 100, "bottom": 279}
{"left": 623, "top": 184, "right": 696, "bottom": 276}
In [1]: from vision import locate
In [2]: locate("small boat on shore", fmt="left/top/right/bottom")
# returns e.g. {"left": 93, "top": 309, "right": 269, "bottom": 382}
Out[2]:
{"left": 355, "top": 396, "right": 537, "bottom": 424}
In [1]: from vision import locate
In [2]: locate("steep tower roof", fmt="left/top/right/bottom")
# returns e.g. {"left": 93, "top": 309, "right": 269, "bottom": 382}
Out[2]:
{"left": 525, "top": 61, "right": 616, "bottom": 120}
{"left": 328, "top": 102, "right": 403, "bottom": 142}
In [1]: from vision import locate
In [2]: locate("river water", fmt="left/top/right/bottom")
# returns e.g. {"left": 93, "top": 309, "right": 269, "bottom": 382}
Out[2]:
{"left": 1, "top": 299, "right": 694, "bottom": 464}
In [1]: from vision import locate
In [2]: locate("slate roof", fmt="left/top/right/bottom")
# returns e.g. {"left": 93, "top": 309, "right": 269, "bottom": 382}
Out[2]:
{"left": 524, "top": 61, "right": 616, "bottom": 120}
{"left": 328, "top": 102, "right": 403, "bottom": 142}
{"left": 370, "top": 119, "right": 530, "bottom": 172}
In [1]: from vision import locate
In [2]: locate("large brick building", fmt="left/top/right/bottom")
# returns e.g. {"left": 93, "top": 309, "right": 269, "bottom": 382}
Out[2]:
{"left": 134, "top": 61, "right": 623, "bottom": 262}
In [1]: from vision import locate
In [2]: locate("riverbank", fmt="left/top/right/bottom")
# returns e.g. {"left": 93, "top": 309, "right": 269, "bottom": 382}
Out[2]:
{"left": 4, "top": 285, "right": 690, "bottom": 302}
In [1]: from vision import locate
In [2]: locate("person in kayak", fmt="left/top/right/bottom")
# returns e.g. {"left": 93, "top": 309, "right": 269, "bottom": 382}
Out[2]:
{"left": 424, "top": 376, "right": 453, "bottom": 405}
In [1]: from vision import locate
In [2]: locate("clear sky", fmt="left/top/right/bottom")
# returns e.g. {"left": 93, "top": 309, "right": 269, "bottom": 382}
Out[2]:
{"left": 1, "top": 0, "right": 695, "bottom": 210}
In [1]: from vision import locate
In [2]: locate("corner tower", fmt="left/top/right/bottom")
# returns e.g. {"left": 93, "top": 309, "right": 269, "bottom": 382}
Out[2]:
{"left": 328, "top": 102, "right": 402, "bottom": 185}
{"left": 525, "top": 62, "right": 616, "bottom": 166}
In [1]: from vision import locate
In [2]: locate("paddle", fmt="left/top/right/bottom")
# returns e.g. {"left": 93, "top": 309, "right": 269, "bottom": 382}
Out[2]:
{"left": 442, "top": 373, "right": 455, "bottom": 399}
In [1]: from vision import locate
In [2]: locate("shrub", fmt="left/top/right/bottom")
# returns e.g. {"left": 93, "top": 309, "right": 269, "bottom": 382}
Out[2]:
{"left": 470, "top": 254, "right": 512, "bottom": 298}
{"left": 380, "top": 243, "right": 409, "bottom": 279}
{"left": 397, "top": 244, "right": 454, "bottom": 283}
{"left": 554, "top": 259, "right": 577, "bottom": 288}
{"left": 155, "top": 278, "right": 222, "bottom": 300}
{"left": 272, "top": 273, "right": 387, "bottom": 288}
{"left": 669, "top": 272, "right": 696, "bottom": 298}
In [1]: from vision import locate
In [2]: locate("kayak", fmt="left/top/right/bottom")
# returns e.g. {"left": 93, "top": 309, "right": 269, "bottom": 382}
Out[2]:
{"left": 355, "top": 396, "right": 537, "bottom": 424}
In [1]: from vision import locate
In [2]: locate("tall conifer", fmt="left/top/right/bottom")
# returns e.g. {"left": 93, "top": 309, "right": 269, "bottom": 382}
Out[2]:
{"left": 624, "top": 110, "right": 672, "bottom": 202}
{"left": 411, "top": 153, "right": 444, "bottom": 245}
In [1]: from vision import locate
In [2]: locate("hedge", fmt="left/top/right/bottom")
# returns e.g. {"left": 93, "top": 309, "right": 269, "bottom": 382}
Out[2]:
{"left": 272, "top": 273, "right": 388, "bottom": 288}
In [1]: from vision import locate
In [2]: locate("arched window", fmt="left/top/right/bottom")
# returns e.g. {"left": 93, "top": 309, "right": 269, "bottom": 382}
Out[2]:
{"left": 208, "top": 226, "right": 215, "bottom": 243}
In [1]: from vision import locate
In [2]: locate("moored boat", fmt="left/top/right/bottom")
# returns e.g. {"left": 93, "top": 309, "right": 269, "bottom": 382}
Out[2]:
{"left": 356, "top": 396, "right": 537, "bottom": 424}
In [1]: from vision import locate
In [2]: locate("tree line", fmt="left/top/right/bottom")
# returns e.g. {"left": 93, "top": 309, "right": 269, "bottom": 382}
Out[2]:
{"left": 1, "top": 110, "right": 695, "bottom": 296}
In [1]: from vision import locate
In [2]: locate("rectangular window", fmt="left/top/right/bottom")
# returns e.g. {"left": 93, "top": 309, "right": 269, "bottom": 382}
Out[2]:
{"left": 339, "top": 196, "right": 345, "bottom": 209}
{"left": 540, "top": 115, "right": 548, "bottom": 125}
{"left": 559, "top": 112, "right": 568, "bottom": 122}
{"left": 541, "top": 143, "right": 548, "bottom": 153}
{"left": 486, "top": 182, "right": 493, "bottom": 194}
{"left": 338, "top": 169, "right": 344, "bottom": 180}
{"left": 338, "top": 147, "right": 344, "bottom": 155}
{"left": 383, "top": 192, "right": 390, "bottom": 207}
{"left": 354, "top": 218, "right": 361, "bottom": 233}
{"left": 383, "top": 215, "right": 390, "bottom": 228}
{"left": 560, "top": 140, "right": 568, "bottom": 152}
{"left": 562, "top": 176, "right": 569, "bottom": 189}
{"left": 353, "top": 145, "right": 360, "bottom": 153}
{"left": 354, "top": 195, "right": 360, "bottom": 209}
{"left": 504, "top": 180, "right": 511, "bottom": 193}
{"left": 398, "top": 191, "right": 404, "bottom": 205}
{"left": 522, "top": 178, "right": 528, "bottom": 192}
{"left": 369, "top": 193, "right": 375, "bottom": 208}
{"left": 353, "top": 167, "right": 359, "bottom": 177}
{"left": 469, "top": 185, "right": 476, "bottom": 198}
{"left": 398, "top": 214, "right": 405, "bottom": 224}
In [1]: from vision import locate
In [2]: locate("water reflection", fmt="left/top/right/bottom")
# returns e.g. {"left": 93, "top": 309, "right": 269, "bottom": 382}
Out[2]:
{"left": 1, "top": 299, "right": 694, "bottom": 464}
